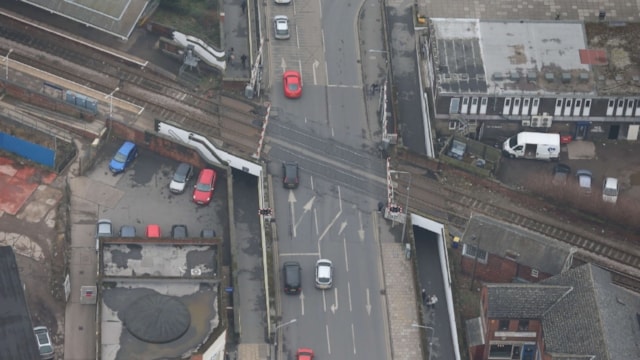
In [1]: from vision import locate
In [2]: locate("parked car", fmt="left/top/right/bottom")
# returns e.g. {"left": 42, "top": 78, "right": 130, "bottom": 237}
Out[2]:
{"left": 282, "top": 162, "right": 299, "bottom": 189}
{"left": 552, "top": 164, "right": 571, "bottom": 186}
{"left": 169, "top": 163, "right": 193, "bottom": 194}
{"left": 109, "top": 141, "right": 138, "bottom": 174}
{"left": 200, "top": 229, "right": 217, "bottom": 238}
{"left": 193, "top": 168, "right": 217, "bottom": 205}
{"left": 296, "top": 348, "right": 314, "bottom": 360}
{"left": 33, "top": 326, "right": 54, "bottom": 359}
{"left": 283, "top": 261, "right": 302, "bottom": 295}
{"left": 576, "top": 169, "right": 593, "bottom": 195}
{"left": 602, "top": 177, "right": 619, "bottom": 204}
{"left": 274, "top": 0, "right": 291, "bottom": 4}
{"left": 314, "top": 259, "right": 333, "bottom": 289}
{"left": 119, "top": 225, "right": 136, "bottom": 238}
{"left": 273, "top": 15, "right": 290, "bottom": 39}
{"left": 146, "top": 224, "right": 161, "bottom": 238}
{"left": 96, "top": 219, "right": 113, "bottom": 251}
{"left": 283, "top": 70, "right": 302, "bottom": 98}
{"left": 171, "top": 224, "right": 189, "bottom": 239}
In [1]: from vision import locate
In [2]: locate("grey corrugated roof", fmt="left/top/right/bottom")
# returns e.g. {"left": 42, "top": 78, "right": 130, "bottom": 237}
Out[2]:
{"left": 0, "top": 246, "right": 41, "bottom": 360}
{"left": 540, "top": 264, "right": 640, "bottom": 360}
{"left": 465, "top": 317, "right": 485, "bottom": 347}
{"left": 461, "top": 215, "right": 574, "bottom": 275}
{"left": 486, "top": 284, "right": 571, "bottom": 319}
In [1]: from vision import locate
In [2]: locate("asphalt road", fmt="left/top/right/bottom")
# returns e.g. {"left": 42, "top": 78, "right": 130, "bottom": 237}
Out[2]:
{"left": 265, "top": 0, "right": 392, "bottom": 358}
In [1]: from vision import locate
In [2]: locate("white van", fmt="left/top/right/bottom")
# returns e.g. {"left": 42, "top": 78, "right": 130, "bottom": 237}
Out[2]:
{"left": 602, "top": 177, "right": 619, "bottom": 204}
{"left": 502, "top": 132, "right": 560, "bottom": 161}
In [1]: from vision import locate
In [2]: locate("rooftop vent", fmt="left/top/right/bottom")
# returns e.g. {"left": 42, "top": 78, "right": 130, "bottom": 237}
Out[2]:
{"left": 561, "top": 73, "right": 572, "bottom": 83}
{"left": 633, "top": 75, "right": 640, "bottom": 82}
{"left": 492, "top": 72, "right": 504, "bottom": 81}
{"left": 579, "top": 73, "right": 589, "bottom": 82}
{"left": 615, "top": 75, "right": 624, "bottom": 82}
{"left": 544, "top": 73, "right": 555, "bottom": 82}
{"left": 510, "top": 72, "right": 521, "bottom": 81}
{"left": 527, "top": 71, "right": 537, "bottom": 81}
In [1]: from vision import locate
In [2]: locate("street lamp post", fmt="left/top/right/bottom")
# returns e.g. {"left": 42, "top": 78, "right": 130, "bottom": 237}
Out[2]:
{"left": 105, "top": 87, "right": 120, "bottom": 120}
{"left": 273, "top": 318, "right": 297, "bottom": 360}
{"left": 412, "top": 323, "right": 434, "bottom": 360}
{"left": 4, "top": 49, "right": 13, "bottom": 80}
{"left": 390, "top": 170, "right": 412, "bottom": 244}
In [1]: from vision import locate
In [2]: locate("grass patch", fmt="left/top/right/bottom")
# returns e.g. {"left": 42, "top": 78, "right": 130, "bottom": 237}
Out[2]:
{"left": 154, "top": 0, "right": 221, "bottom": 47}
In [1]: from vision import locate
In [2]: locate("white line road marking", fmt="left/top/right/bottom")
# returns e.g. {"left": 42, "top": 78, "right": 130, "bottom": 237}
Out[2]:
{"left": 319, "top": 211, "right": 342, "bottom": 242}
{"left": 326, "top": 325, "right": 331, "bottom": 354}
{"left": 343, "top": 237, "right": 349, "bottom": 272}
{"left": 366, "top": 288, "right": 372, "bottom": 316}
{"left": 323, "top": 289, "right": 327, "bottom": 312}
{"left": 372, "top": 212, "right": 379, "bottom": 244}
{"left": 300, "top": 290, "right": 305, "bottom": 316}
{"left": 314, "top": 208, "right": 319, "bottom": 235}
{"left": 310, "top": 175, "right": 314, "bottom": 190}
{"left": 298, "top": 59, "right": 302, "bottom": 75}
{"left": 348, "top": 281, "right": 352, "bottom": 312}
{"left": 338, "top": 185, "right": 342, "bottom": 212}
{"left": 312, "top": 59, "right": 319, "bottom": 85}
{"left": 351, "top": 324, "right": 357, "bottom": 354}
{"left": 294, "top": 196, "right": 316, "bottom": 232}
{"left": 296, "top": 25, "right": 300, "bottom": 49}
{"left": 305, "top": 116, "right": 308, "bottom": 124}
{"left": 289, "top": 190, "right": 297, "bottom": 238}
{"left": 327, "top": 84, "right": 362, "bottom": 89}
{"left": 280, "top": 252, "right": 320, "bottom": 256}
{"left": 281, "top": 57, "right": 287, "bottom": 73}
{"left": 338, "top": 221, "right": 347, "bottom": 235}
{"left": 330, "top": 287, "right": 339, "bottom": 314}
{"left": 358, "top": 211, "right": 365, "bottom": 241}
{"left": 331, "top": 126, "right": 335, "bottom": 137}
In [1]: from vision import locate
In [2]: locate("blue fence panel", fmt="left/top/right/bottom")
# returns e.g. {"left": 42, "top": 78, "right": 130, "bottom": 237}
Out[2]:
{"left": 0, "top": 132, "right": 55, "bottom": 168}
{"left": 75, "top": 94, "right": 87, "bottom": 108}
{"left": 65, "top": 90, "right": 76, "bottom": 105}
{"left": 86, "top": 99, "right": 98, "bottom": 113}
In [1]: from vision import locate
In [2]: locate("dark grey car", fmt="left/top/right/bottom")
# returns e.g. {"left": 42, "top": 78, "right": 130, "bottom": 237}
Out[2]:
{"left": 171, "top": 224, "right": 189, "bottom": 239}
{"left": 282, "top": 162, "right": 299, "bottom": 189}
{"left": 119, "top": 225, "right": 136, "bottom": 237}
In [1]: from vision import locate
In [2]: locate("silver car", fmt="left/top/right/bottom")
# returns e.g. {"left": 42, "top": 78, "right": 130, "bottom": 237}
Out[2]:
{"left": 96, "top": 219, "right": 113, "bottom": 251}
{"left": 274, "top": 0, "right": 291, "bottom": 4}
{"left": 34, "top": 326, "right": 54, "bottom": 359}
{"left": 274, "top": 15, "right": 290, "bottom": 40}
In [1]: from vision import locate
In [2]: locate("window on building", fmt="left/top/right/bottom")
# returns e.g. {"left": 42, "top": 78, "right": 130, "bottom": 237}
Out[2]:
{"left": 489, "top": 344, "right": 513, "bottom": 358}
{"left": 518, "top": 319, "right": 529, "bottom": 331}
{"left": 448, "top": 120, "right": 458, "bottom": 130}
{"left": 499, "top": 319, "right": 510, "bottom": 330}
{"left": 462, "top": 244, "right": 488, "bottom": 263}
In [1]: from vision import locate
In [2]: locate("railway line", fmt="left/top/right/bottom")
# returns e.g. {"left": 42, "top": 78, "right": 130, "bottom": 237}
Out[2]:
{"left": 0, "top": 9, "right": 263, "bottom": 158}
{"left": 392, "top": 157, "right": 640, "bottom": 284}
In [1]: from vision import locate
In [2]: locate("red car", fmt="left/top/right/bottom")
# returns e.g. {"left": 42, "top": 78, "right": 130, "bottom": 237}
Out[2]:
{"left": 193, "top": 168, "right": 217, "bottom": 205}
{"left": 283, "top": 70, "right": 302, "bottom": 98}
{"left": 296, "top": 348, "right": 314, "bottom": 360}
{"left": 145, "top": 224, "right": 161, "bottom": 238}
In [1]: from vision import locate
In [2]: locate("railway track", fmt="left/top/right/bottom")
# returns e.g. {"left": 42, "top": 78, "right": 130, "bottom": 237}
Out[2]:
{"left": 0, "top": 9, "right": 264, "bottom": 157}
{"left": 392, "top": 159, "right": 640, "bottom": 280}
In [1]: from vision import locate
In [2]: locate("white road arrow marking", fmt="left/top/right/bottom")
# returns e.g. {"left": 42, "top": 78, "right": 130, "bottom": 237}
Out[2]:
{"left": 319, "top": 211, "right": 342, "bottom": 241}
{"left": 338, "top": 221, "right": 347, "bottom": 235}
{"left": 330, "top": 288, "right": 339, "bottom": 314}
{"left": 281, "top": 57, "right": 287, "bottom": 73}
{"left": 312, "top": 59, "right": 319, "bottom": 85}
{"left": 300, "top": 290, "right": 305, "bottom": 316}
{"left": 289, "top": 190, "right": 297, "bottom": 238}
{"left": 358, "top": 211, "right": 365, "bottom": 241}
{"left": 366, "top": 288, "right": 372, "bottom": 316}
{"left": 294, "top": 196, "right": 316, "bottom": 231}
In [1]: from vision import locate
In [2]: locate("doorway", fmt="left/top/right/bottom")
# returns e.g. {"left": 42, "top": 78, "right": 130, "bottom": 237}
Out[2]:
{"left": 608, "top": 125, "right": 620, "bottom": 139}
{"left": 575, "top": 122, "right": 589, "bottom": 140}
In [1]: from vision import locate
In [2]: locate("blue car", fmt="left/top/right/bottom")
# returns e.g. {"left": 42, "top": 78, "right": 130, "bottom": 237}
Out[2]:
{"left": 109, "top": 141, "right": 137, "bottom": 174}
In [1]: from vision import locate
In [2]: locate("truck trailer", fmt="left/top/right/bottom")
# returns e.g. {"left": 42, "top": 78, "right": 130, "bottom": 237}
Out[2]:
{"left": 502, "top": 132, "right": 560, "bottom": 161}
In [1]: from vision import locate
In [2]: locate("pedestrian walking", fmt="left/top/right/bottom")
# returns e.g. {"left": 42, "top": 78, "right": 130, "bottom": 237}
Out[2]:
{"left": 241, "top": 0, "right": 247, "bottom": 14}
{"left": 421, "top": 289, "right": 427, "bottom": 304}
{"left": 240, "top": 54, "right": 248, "bottom": 69}
{"left": 430, "top": 294, "right": 438, "bottom": 308}
{"left": 227, "top": 47, "right": 235, "bottom": 64}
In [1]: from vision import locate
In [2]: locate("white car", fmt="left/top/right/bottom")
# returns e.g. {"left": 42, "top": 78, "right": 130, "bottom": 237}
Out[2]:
{"left": 274, "top": 15, "right": 290, "bottom": 40}
{"left": 602, "top": 177, "right": 619, "bottom": 204}
{"left": 315, "top": 259, "right": 333, "bottom": 289}
{"left": 96, "top": 219, "right": 113, "bottom": 252}
{"left": 169, "top": 162, "right": 193, "bottom": 194}
{"left": 274, "top": 0, "right": 291, "bottom": 4}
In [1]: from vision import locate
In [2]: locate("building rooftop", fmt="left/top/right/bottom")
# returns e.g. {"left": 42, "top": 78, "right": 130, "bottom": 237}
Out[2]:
{"left": 20, "top": 0, "right": 150, "bottom": 40}
{"left": 99, "top": 240, "right": 222, "bottom": 360}
{"left": 431, "top": 19, "right": 640, "bottom": 96}
{"left": 0, "top": 246, "right": 41, "bottom": 360}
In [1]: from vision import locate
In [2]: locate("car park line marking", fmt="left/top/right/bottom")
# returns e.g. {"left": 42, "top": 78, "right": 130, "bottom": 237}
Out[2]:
{"left": 330, "top": 287, "right": 339, "bottom": 314}
{"left": 348, "top": 281, "right": 352, "bottom": 311}
{"left": 299, "top": 291, "right": 305, "bottom": 316}
{"left": 351, "top": 323, "right": 357, "bottom": 354}
{"left": 326, "top": 325, "right": 331, "bottom": 354}
{"left": 358, "top": 211, "right": 365, "bottom": 241}
{"left": 366, "top": 288, "right": 372, "bottom": 316}
{"left": 343, "top": 237, "right": 349, "bottom": 272}
{"left": 279, "top": 252, "right": 320, "bottom": 256}
{"left": 289, "top": 190, "right": 297, "bottom": 238}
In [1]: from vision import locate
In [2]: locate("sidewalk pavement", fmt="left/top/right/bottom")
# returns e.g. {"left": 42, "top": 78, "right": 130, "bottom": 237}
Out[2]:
{"left": 223, "top": 0, "right": 252, "bottom": 81}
